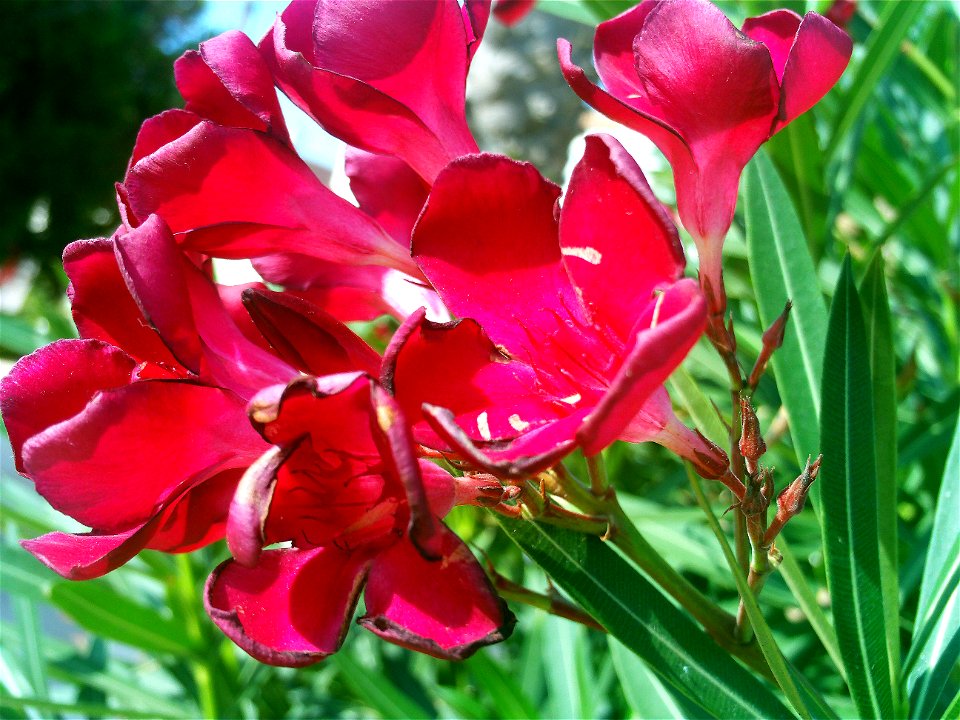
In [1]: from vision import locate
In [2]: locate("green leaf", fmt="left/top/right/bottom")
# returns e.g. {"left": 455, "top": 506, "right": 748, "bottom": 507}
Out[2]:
{"left": 497, "top": 517, "right": 793, "bottom": 720}
{"left": 859, "top": 251, "right": 902, "bottom": 708}
{"left": 906, "top": 418, "right": 960, "bottom": 717}
{"left": 819, "top": 256, "right": 896, "bottom": 719}
{"left": 745, "top": 152, "right": 828, "bottom": 481}
{"left": 329, "top": 651, "right": 432, "bottom": 720}
{"left": 49, "top": 582, "right": 197, "bottom": 658}
{"left": 464, "top": 651, "right": 540, "bottom": 720}
{"left": 687, "top": 467, "right": 839, "bottom": 720}
{"left": 0, "top": 695, "right": 178, "bottom": 720}
{"left": 826, "top": 1, "right": 928, "bottom": 160}
{"left": 609, "top": 636, "right": 712, "bottom": 720}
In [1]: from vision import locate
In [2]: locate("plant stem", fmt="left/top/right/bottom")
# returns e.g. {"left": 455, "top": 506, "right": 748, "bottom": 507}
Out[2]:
{"left": 492, "top": 574, "right": 606, "bottom": 632}
{"left": 585, "top": 452, "right": 608, "bottom": 496}
{"left": 173, "top": 554, "right": 220, "bottom": 720}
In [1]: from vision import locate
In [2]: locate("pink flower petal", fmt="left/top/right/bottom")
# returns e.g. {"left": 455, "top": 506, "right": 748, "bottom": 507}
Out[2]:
{"left": 127, "top": 109, "right": 202, "bottom": 170}
{"left": 122, "top": 122, "right": 419, "bottom": 276}
{"left": 23, "top": 380, "right": 265, "bottom": 531}
{"left": 206, "top": 546, "right": 371, "bottom": 667}
{"left": 774, "top": 12, "right": 852, "bottom": 129}
{"left": 383, "top": 310, "right": 567, "bottom": 451}
{"left": 578, "top": 278, "right": 707, "bottom": 454}
{"left": 413, "top": 153, "right": 586, "bottom": 365}
{"left": 240, "top": 289, "right": 380, "bottom": 377}
{"left": 22, "top": 467, "right": 241, "bottom": 580}
{"left": 63, "top": 239, "right": 183, "bottom": 367}
{"left": 423, "top": 403, "right": 583, "bottom": 478}
{"left": 360, "top": 529, "right": 514, "bottom": 659}
{"left": 741, "top": 9, "right": 802, "bottom": 83}
{"left": 0, "top": 339, "right": 136, "bottom": 473}
{"left": 369, "top": 385, "right": 444, "bottom": 560}
{"left": 262, "top": 0, "right": 480, "bottom": 182}
{"left": 175, "top": 30, "right": 291, "bottom": 143}
{"left": 560, "top": 134, "right": 685, "bottom": 339}
{"left": 345, "top": 149, "right": 429, "bottom": 247}
{"left": 114, "top": 216, "right": 202, "bottom": 373}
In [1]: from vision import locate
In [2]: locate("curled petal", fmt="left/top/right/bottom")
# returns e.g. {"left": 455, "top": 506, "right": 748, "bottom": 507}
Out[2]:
{"left": 774, "top": 12, "right": 852, "bottom": 128}
{"left": 175, "top": 30, "right": 291, "bottom": 143}
{"left": 63, "top": 239, "right": 182, "bottom": 367}
{"left": 206, "top": 546, "right": 371, "bottom": 667}
{"left": 578, "top": 278, "right": 707, "bottom": 454}
{"left": 226, "top": 445, "right": 291, "bottom": 567}
{"left": 1, "top": 339, "right": 135, "bottom": 473}
{"left": 359, "top": 529, "right": 515, "bottom": 659}
{"left": 22, "top": 467, "right": 241, "bottom": 580}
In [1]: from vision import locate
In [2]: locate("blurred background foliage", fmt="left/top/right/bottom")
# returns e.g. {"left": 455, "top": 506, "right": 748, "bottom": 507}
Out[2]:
{"left": 1, "top": 0, "right": 958, "bottom": 718}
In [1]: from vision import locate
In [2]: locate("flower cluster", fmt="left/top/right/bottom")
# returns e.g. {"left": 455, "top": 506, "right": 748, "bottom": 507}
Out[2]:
{"left": 0, "top": 0, "right": 849, "bottom": 666}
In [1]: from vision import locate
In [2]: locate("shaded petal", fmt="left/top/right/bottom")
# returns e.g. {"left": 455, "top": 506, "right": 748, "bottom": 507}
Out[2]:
{"left": 261, "top": 3, "right": 458, "bottom": 183}
{"left": 593, "top": 1, "right": 660, "bottom": 99}
{"left": 413, "top": 153, "right": 585, "bottom": 364}
{"left": 114, "top": 216, "right": 202, "bottom": 373}
{"left": 360, "top": 528, "right": 514, "bottom": 659}
{"left": 560, "top": 134, "right": 684, "bottom": 339}
{"left": 370, "top": 385, "right": 444, "bottom": 560}
{"left": 63, "top": 239, "right": 182, "bottom": 367}
{"left": 774, "top": 12, "right": 852, "bottom": 128}
{"left": 206, "top": 546, "right": 370, "bottom": 667}
{"left": 128, "top": 109, "right": 202, "bottom": 170}
{"left": 0, "top": 339, "right": 135, "bottom": 473}
{"left": 22, "top": 467, "right": 242, "bottom": 581}
{"left": 578, "top": 278, "right": 707, "bottom": 454}
{"left": 23, "top": 381, "right": 265, "bottom": 531}
{"left": 122, "top": 122, "right": 418, "bottom": 275}
{"left": 248, "top": 373, "right": 373, "bottom": 451}
{"left": 741, "top": 9, "right": 802, "bottom": 82}
{"left": 175, "top": 30, "right": 291, "bottom": 143}
{"left": 241, "top": 288, "right": 380, "bottom": 377}
{"left": 227, "top": 445, "right": 291, "bottom": 567}
{"left": 345, "top": 149, "right": 429, "bottom": 246}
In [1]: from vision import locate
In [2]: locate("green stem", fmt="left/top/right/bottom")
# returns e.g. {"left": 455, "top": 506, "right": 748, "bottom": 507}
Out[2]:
{"left": 585, "top": 452, "right": 608, "bottom": 497}
{"left": 173, "top": 554, "right": 220, "bottom": 720}
{"left": 550, "top": 466, "right": 775, "bottom": 680}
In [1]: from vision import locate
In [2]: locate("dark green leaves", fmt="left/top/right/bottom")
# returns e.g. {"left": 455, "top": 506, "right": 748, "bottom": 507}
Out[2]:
{"left": 498, "top": 517, "right": 792, "bottom": 720}
{"left": 819, "top": 257, "right": 897, "bottom": 719}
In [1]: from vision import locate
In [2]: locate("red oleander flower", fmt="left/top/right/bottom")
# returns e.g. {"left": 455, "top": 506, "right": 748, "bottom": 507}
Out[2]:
{"left": 260, "top": 0, "right": 490, "bottom": 184}
{"left": 206, "top": 371, "right": 514, "bottom": 665}
{"left": 251, "top": 148, "right": 447, "bottom": 322}
{"left": 0, "top": 216, "right": 294, "bottom": 579}
{"left": 382, "top": 135, "right": 707, "bottom": 477}
{"left": 118, "top": 30, "right": 422, "bottom": 287}
{"left": 558, "top": 0, "right": 851, "bottom": 302}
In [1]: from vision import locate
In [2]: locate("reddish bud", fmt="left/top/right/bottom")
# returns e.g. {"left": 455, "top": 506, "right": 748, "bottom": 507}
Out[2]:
{"left": 748, "top": 301, "right": 792, "bottom": 389}
{"left": 738, "top": 396, "right": 766, "bottom": 474}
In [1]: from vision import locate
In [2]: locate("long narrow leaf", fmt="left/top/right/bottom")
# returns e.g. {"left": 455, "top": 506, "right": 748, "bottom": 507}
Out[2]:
{"left": 745, "top": 152, "right": 829, "bottom": 474}
{"left": 906, "top": 418, "right": 960, "bottom": 716}
{"left": 497, "top": 517, "right": 793, "bottom": 720}
{"left": 609, "top": 637, "right": 702, "bottom": 720}
{"left": 49, "top": 582, "right": 197, "bottom": 658}
{"left": 859, "top": 251, "right": 902, "bottom": 709}
{"left": 826, "top": 1, "right": 928, "bottom": 160}
{"left": 819, "top": 257, "right": 896, "bottom": 719}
